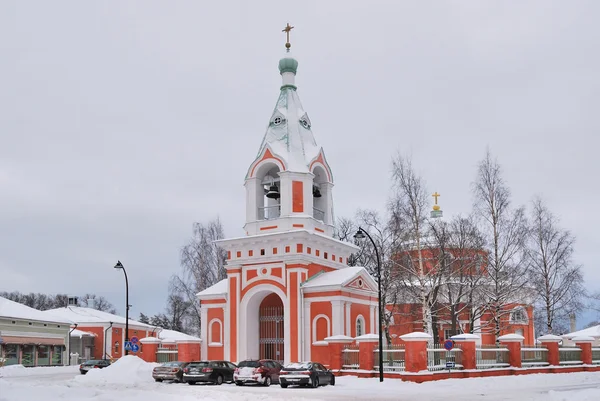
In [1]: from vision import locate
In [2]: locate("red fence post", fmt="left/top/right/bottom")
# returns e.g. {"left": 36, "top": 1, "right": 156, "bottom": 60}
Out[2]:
{"left": 400, "top": 332, "right": 431, "bottom": 373}
{"left": 451, "top": 334, "right": 479, "bottom": 370}
{"left": 498, "top": 334, "right": 524, "bottom": 368}
{"left": 538, "top": 334, "right": 562, "bottom": 366}
{"left": 139, "top": 337, "right": 160, "bottom": 363}
{"left": 573, "top": 336, "right": 595, "bottom": 365}
{"left": 356, "top": 334, "right": 379, "bottom": 371}
{"left": 324, "top": 335, "right": 354, "bottom": 372}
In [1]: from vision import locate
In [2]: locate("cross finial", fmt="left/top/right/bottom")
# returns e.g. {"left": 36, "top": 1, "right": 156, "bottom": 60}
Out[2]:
{"left": 432, "top": 192, "right": 441, "bottom": 205}
{"left": 282, "top": 23, "right": 294, "bottom": 51}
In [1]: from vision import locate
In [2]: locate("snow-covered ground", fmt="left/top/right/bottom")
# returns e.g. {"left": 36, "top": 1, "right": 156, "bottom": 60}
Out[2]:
{"left": 1, "top": 356, "right": 599, "bottom": 401}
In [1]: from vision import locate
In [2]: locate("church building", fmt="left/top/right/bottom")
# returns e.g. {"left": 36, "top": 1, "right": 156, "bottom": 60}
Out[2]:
{"left": 197, "top": 29, "right": 379, "bottom": 365}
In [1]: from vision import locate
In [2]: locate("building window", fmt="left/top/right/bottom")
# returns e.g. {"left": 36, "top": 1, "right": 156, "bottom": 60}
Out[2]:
{"left": 356, "top": 315, "right": 365, "bottom": 337}
{"left": 260, "top": 249, "right": 265, "bottom": 256}
{"left": 510, "top": 307, "right": 528, "bottom": 324}
{"left": 324, "top": 252, "right": 328, "bottom": 259}
{"left": 115, "top": 342, "right": 120, "bottom": 354}
{"left": 28, "top": 322, "right": 32, "bottom": 326}
{"left": 11, "top": 320, "right": 15, "bottom": 324}
{"left": 249, "top": 250, "right": 253, "bottom": 257}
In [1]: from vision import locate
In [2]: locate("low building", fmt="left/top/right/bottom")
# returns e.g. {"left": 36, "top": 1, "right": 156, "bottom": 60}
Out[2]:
{"left": 562, "top": 324, "right": 600, "bottom": 346}
{"left": 0, "top": 296, "right": 71, "bottom": 366}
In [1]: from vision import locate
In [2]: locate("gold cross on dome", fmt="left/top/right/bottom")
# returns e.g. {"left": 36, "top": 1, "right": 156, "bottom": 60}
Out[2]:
{"left": 282, "top": 23, "right": 294, "bottom": 50}
{"left": 432, "top": 192, "right": 441, "bottom": 205}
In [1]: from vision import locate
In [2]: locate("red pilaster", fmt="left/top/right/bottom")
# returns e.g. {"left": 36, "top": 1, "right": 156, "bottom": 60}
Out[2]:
{"left": 451, "top": 334, "right": 479, "bottom": 370}
{"left": 356, "top": 334, "right": 378, "bottom": 371}
{"left": 538, "top": 335, "right": 562, "bottom": 366}
{"left": 324, "top": 335, "right": 353, "bottom": 371}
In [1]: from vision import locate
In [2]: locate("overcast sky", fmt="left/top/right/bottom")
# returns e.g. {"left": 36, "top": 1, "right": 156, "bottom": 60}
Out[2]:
{"left": 1, "top": 1, "right": 598, "bottom": 327}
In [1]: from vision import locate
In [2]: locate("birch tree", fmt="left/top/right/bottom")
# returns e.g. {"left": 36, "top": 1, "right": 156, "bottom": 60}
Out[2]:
{"left": 472, "top": 150, "right": 529, "bottom": 341}
{"left": 527, "top": 197, "right": 584, "bottom": 334}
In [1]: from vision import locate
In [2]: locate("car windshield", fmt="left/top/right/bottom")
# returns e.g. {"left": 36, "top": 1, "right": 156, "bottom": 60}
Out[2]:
{"left": 83, "top": 360, "right": 104, "bottom": 365}
{"left": 284, "top": 362, "right": 311, "bottom": 370}
{"left": 189, "top": 362, "right": 210, "bottom": 367}
{"left": 162, "top": 362, "right": 182, "bottom": 367}
{"left": 238, "top": 360, "right": 260, "bottom": 368}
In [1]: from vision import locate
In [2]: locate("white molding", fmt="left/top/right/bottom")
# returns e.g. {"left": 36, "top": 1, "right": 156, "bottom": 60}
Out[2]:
{"left": 345, "top": 302, "right": 351, "bottom": 336}
{"left": 208, "top": 342, "right": 223, "bottom": 347}
{"left": 312, "top": 314, "right": 331, "bottom": 342}
{"left": 202, "top": 303, "right": 227, "bottom": 309}
{"left": 208, "top": 318, "right": 223, "bottom": 345}
{"left": 355, "top": 314, "right": 365, "bottom": 337}
{"left": 242, "top": 263, "right": 286, "bottom": 289}
{"left": 304, "top": 295, "right": 379, "bottom": 307}
{"left": 200, "top": 307, "right": 208, "bottom": 359}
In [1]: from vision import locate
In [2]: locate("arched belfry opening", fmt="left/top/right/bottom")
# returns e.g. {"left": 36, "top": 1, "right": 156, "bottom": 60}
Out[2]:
{"left": 312, "top": 165, "right": 329, "bottom": 223}
{"left": 255, "top": 162, "right": 282, "bottom": 221}
{"left": 259, "top": 293, "right": 284, "bottom": 363}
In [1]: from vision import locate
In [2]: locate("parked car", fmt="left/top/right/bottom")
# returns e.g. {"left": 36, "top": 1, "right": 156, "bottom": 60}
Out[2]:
{"left": 152, "top": 361, "right": 189, "bottom": 382}
{"left": 183, "top": 360, "right": 237, "bottom": 385}
{"left": 234, "top": 359, "right": 282, "bottom": 386}
{"left": 79, "top": 359, "right": 111, "bottom": 374}
{"left": 279, "top": 362, "right": 335, "bottom": 388}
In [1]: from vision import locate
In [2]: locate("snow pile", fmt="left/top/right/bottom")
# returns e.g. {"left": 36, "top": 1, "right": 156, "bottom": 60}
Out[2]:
{"left": 0, "top": 364, "right": 78, "bottom": 378}
{"left": 548, "top": 388, "right": 600, "bottom": 401}
{"left": 74, "top": 355, "right": 158, "bottom": 386}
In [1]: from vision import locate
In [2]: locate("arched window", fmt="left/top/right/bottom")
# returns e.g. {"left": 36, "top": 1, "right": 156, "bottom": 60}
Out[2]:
{"left": 356, "top": 315, "right": 365, "bottom": 337}
{"left": 510, "top": 307, "right": 528, "bottom": 324}
{"left": 208, "top": 319, "right": 223, "bottom": 345}
{"left": 312, "top": 314, "right": 331, "bottom": 342}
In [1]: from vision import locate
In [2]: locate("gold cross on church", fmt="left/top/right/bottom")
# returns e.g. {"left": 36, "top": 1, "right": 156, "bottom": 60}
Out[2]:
{"left": 432, "top": 192, "right": 441, "bottom": 205}
{"left": 282, "top": 23, "right": 294, "bottom": 50}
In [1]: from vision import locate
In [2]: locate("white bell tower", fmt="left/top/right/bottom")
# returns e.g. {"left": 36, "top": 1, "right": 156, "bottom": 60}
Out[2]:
{"left": 244, "top": 50, "right": 335, "bottom": 237}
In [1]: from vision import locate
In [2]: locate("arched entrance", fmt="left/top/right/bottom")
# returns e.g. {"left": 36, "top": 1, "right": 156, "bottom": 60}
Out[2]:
{"left": 259, "top": 293, "right": 284, "bottom": 363}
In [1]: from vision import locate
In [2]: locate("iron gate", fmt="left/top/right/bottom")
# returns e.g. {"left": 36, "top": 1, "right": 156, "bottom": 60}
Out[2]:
{"left": 259, "top": 306, "right": 284, "bottom": 364}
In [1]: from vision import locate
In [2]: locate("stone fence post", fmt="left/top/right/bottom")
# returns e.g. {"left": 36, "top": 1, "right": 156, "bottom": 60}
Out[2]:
{"left": 355, "top": 334, "right": 379, "bottom": 371}
{"left": 324, "top": 335, "right": 354, "bottom": 372}
{"left": 573, "top": 336, "right": 595, "bottom": 365}
{"left": 538, "top": 334, "right": 562, "bottom": 366}
{"left": 400, "top": 332, "right": 431, "bottom": 373}
{"left": 451, "top": 333, "right": 480, "bottom": 370}
{"left": 498, "top": 334, "right": 524, "bottom": 368}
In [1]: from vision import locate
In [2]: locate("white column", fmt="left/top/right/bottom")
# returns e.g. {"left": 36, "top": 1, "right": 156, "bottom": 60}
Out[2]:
{"left": 303, "top": 302, "right": 312, "bottom": 360}
{"left": 345, "top": 302, "right": 351, "bottom": 336}
{"left": 370, "top": 305, "right": 376, "bottom": 334}
{"left": 245, "top": 177, "right": 260, "bottom": 223}
{"left": 330, "top": 300, "right": 344, "bottom": 335}
{"left": 201, "top": 306, "right": 208, "bottom": 359}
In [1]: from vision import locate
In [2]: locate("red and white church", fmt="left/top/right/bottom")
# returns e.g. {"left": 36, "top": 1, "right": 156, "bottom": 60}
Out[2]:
{"left": 197, "top": 48, "right": 379, "bottom": 365}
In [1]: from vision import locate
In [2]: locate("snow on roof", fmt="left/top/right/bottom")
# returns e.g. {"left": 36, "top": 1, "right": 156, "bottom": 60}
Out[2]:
{"left": 70, "top": 329, "right": 97, "bottom": 338}
{"left": 0, "top": 296, "right": 70, "bottom": 324}
{"left": 158, "top": 328, "right": 201, "bottom": 343}
{"left": 196, "top": 279, "right": 228, "bottom": 298}
{"left": 301, "top": 266, "right": 368, "bottom": 288}
{"left": 563, "top": 324, "right": 600, "bottom": 339}
{"left": 43, "top": 306, "right": 152, "bottom": 328}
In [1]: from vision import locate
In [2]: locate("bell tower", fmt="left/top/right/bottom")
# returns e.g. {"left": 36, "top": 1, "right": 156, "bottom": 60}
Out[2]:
{"left": 244, "top": 46, "right": 334, "bottom": 237}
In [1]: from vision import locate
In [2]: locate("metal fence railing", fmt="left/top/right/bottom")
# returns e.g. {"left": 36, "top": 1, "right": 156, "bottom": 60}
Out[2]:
{"left": 592, "top": 348, "right": 600, "bottom": 365}
{"left": 427, "top": 343, "right": 463, "bottom": 371}
{"left": 521, "top": 345, "right": 549, "bottom": 367}
{"left": 374, "top": 344, "right": 405, "bottom": 372}
{"left": 258, "top": 205, "right": 280, "bottom": 220}
{"left": 558, "top": 348, "right": 582, "bottom": 365}
{"left": 342, "top": 344, "right": 360, "bottom": 369}
{"left": 476, "top": 345, "right": 510, "bottom": 369}
{"left": 156, "top": 347, "right": 178, "bottom": 363}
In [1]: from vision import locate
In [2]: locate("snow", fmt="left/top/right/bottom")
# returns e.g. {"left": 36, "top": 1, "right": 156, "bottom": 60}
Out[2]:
{"left": 538, "top": 334, "right": 563, "bottom": 342}
{"left": 498, "top": 333, "right": 525, "bottom": 342}
{"left": 572, "top": 336, "right": 596, "bottom": 342}
{"left": 400, "top": 332, "right": 433, "bottom": 341}
{"left": 196, "top": 279, "right": 228, "bottom": 298}
{"left": 1, "top": 362, "right": 599, "bottom": 401}
{"left": 565, "top": 325, "right": 600, "bottom": 339}
{"left": 324, "top": 335, "right": 353, "bottom": 342}
{"left": 302, "top": 266, "right": 368, "bottom": 288}
{"left": 0, "top": 364, "right": 79, "bottom": 378}
{"left": 43, "top": 306, "right": 152, "bottom": 328}
{"left": 74, "top": 355, "right": 159, "bottom": 386}
{"left": 451, "top": 333, "right": 480, "bottom": 341}
{"left": 70, "top": 329, "right": 96, "bottom": 338}
{"left": 355, "top": 333, "right": 379, "bottom": 342}
{"left": 0, "top": 296, "right": 70, "bottom": 324}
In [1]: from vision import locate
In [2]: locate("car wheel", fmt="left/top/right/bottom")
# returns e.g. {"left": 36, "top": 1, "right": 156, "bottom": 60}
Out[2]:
{"left": 216, "top": 375, "right": 223, "bottom": 385}
{"left": 235, "top": 381, "right": 244, "bottom": 386}
{"left": 280, "top": 383, "right": 288, "bottom": 388}
{"left": 330, "top": 375, "right": 335, "bottom": 386}
{"left": 264, "top": 376, "right": 272, "bottom": 386}
{"left": 312, "top": 376, "right": 319, "bottom": 388}
{"left": 187, "top": 381, "right": 196, "bottom": 385}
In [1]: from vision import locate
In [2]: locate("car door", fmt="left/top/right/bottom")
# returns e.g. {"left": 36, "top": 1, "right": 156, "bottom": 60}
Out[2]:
{"left": 264, "top": 360, "right": 277, "bottom": 382}
{"left": 314, "top": 363, "right": 327, "bottom": 383}
{"left": 225, "top": 362, "right": 236, "bottom": 382}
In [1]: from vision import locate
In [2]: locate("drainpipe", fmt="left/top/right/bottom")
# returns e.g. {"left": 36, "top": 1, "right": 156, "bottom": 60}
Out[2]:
{"left": 104, "top": 322, "right": 113, "bottom": 360}
{"left": 68, "top": 323, "right": 78, "bottom": 365}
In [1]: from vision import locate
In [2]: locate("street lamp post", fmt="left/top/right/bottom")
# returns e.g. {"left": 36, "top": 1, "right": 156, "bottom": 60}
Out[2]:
{"left": 354, "top": 227, "right": 384, "bottom": 382}
{"left": 114, "top": 260, "right": 129, "bottom": 356}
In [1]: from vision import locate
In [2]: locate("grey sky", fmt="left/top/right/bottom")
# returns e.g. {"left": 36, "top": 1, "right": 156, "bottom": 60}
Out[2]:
{"left": 1, "top": 1, "right": 598, "bottom": 327}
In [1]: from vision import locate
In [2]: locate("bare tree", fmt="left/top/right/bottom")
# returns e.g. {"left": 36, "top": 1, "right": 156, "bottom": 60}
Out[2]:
{"left": 387, "top": 153, "right": 437, "bottom": 338}
{"left": 472, "top": 150, "right": 530, "bottom": 341}
{"left": 527, "top": 197, "right": 584, "bottom": 334}
{"left": 80, "top": 294, "right": 117, "bottom": 314}
{"left": 170, "top": 217, "right": 228, "bottom": 335}
{"left": 0, "top": 291, "right": 116, "bottom": 312}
